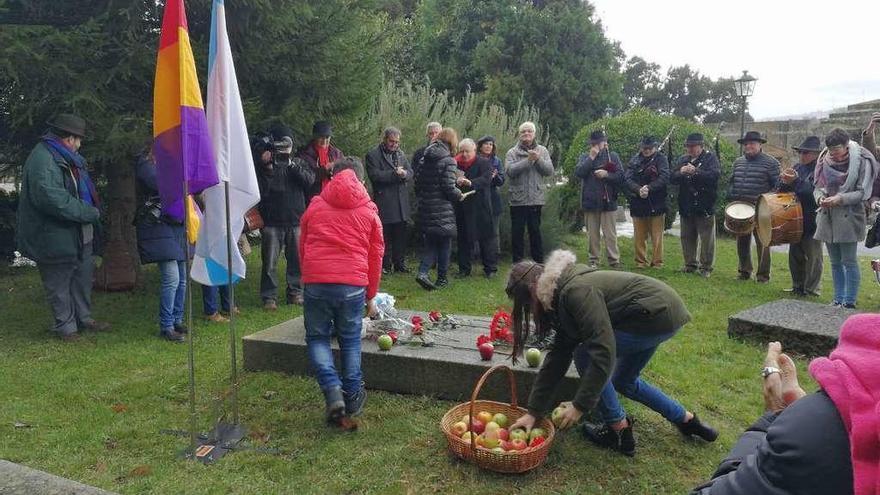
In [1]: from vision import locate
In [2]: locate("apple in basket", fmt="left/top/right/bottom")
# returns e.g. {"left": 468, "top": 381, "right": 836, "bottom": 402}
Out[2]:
{"left": 492, "top": 413, "right": 509, "bottom": 428}
{"left": 499, "top": 440, "right": 512, "bottom": 451}
{"left": 479, "top": 342, "right": 494, "bottom": 361}
{"left": 476, "top": 411, "right": 494, "bottom": 425}
{"left": 451, "top": 421, "right": 468, "bottom": 437}
{"left": 470, "top": 419, "right": 485, "bottom": 434}
{"left": 529, "top": 428, "right": 547, "bottom": 443}
{"left": 509, "top": 438, "right": 528, "bottom": 451}
{"left": 497, "top": 428, "right": 509, "bottom": 441}
{"left": 485, "top": 421, "right": 500, "bottom": 434}
{"left": 509, "top": 428, "right": 528, "bottom": 442}
{"left": 461, "top": 414, "right": 471, "bottom": 424}
{"left": 529, "top": 436, "right": 546, "bottom": 448}
{"left": 492, "top": 447, "right": 505, "bottom": 453}
{"left": 482, "top": 430, "right": 500, "bottom": 449}
{"left": 460, "top": 432, "right": 474, "bottom": 444}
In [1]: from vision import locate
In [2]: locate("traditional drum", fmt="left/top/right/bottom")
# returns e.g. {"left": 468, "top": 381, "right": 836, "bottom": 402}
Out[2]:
{"left": 756, "top": 192, "right": 803, "bottom": 246}
{"left": 724, "top": 201, "right": 756, "bottom": 236}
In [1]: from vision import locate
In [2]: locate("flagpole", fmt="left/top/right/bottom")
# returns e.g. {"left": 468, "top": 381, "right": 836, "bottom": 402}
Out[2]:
{"left": 183, "top": 184, "right": 198, "bottom": 455}
{"left": 224, "top": 181, "right": 240, "bottom": 425}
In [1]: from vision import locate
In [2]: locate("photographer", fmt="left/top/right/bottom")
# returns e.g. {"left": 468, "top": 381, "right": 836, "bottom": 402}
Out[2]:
{"left": 255, "top": 125, "right": 315, "bottom": 310}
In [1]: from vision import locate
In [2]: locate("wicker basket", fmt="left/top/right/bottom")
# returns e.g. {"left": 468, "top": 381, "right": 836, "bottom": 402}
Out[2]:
{"left": 440, "top": 364, "right": 555, "bottom": 473}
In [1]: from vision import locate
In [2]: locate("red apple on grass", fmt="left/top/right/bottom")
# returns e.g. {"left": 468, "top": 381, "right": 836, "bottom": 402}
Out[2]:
{"left": 478, "top": 342, "right": 494, "bottom": 360}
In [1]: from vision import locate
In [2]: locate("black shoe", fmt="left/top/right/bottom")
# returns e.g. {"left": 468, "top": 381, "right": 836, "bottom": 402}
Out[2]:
{"left": 159, "top": 330, "right": 185, "bottom": 342}
{"left": 344, "top": 385, "right": 367, "bottom": 417}
{"left": 435, "top": 277, "right": 448, "bottom": 289}
{"left": 173, "top": 323, "right": 189, "bottom": 334}
{"left": 675, "top": 413, "right": 718, "bottom": 442}
{"left": 415, "top": 274, "right": 436, "bottom": 291}
{"left": 394, "top": 266, "right": 411, "bottom": 274}
{"left": 843, "top": 303, "right": 857, "bottom": 309}
{"left": 582, "top": 417, "right": 635, "bottom": 457}
{"left": 484, "top": 271, "right": 497, "bottom": 279}
{"left": 737, "top": 272, "right": 751, "bottom": 280}
{"left": 382, "top": 267, "right": 392, "bottom": 276}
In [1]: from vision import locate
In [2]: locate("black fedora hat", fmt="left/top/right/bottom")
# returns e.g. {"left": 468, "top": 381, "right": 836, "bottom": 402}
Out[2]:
{"left": 589, "top": 130, "right": 607, "bottom": 144}
{"left": 737, "top": 130, "right": 766, "bottom": 144}
{"left": 792, "top": 135, "right": 821, "bottom": 153}
{"left": 640, "top": 135, "right": 659, "bottom": 148}
{"left": 685, "top": 133, "right": 704, "bottom": 145}
{"left": 312, "top": 121, "right": 333, "bottom": 138}
{"left": 46, "top": 113, "right": 87, "bottom": 138}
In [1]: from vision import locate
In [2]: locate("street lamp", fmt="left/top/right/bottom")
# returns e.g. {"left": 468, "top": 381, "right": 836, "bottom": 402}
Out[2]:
{"left": 733, "top": 70, "right": 757, "bottom": 154}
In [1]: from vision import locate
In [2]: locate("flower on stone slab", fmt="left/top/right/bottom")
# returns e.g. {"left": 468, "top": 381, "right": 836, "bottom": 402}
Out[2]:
{"left": 428, "top": 310, "right": 442, "bottom": 322}
{"left": 476, "top": 334, "right": 491, "bottom": 347}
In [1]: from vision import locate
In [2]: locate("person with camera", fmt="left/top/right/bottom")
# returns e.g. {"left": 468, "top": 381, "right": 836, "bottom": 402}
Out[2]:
{"left": 365, "top": 127, "right": 413, "bottom": 275}
{"left": 255, "top": 125, "right": 315, "bottom": 310}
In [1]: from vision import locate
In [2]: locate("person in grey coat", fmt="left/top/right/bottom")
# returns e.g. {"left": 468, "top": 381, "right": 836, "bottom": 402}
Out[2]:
{"left": 505, "top": 121, "right": 554, "bottom": 263}
{"left": 366, "top": 127, "right": 413, "bottom": 274}
{"left": 728, "top": 131, "right": 780, "bottom": 283}
{"left": 813, "top": 128, "right": 879, "bottom": 309}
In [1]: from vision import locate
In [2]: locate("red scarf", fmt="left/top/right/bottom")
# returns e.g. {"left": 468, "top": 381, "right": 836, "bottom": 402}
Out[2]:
{"left": 455, "top": 153, "right": 476, "bottom": 171}
{"left": 315, "top": 143, "right": 331, "bottom": 167}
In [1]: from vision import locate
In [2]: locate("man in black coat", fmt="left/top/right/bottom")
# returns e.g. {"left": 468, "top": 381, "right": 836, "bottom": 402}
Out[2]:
{"left": 255, "top": 126, "right": 315, "bottom": 309}
{"left": 728, "top": 131, "right": 780, "bottom": 282}
{"left": 671, "top": 133, "right": 720, "bottom": 277}
{"left": 776, "top": 136, "right": 823, "bottom": 296}
{"left": 625, "top": 136, "right": 669, "bottom": 268}
{"left": 365, "top": 127, "right": 413, "bottom": 274}
{"left": 574, "top": 130, "right": 624, "bottom": 268}
{"left": 411, "top": 121, "right": 442, "bottom": 176}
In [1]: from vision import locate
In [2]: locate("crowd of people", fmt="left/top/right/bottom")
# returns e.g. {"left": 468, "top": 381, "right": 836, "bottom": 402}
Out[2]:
{"left": 12, "top": 110, "right": 880, "bottom": 491}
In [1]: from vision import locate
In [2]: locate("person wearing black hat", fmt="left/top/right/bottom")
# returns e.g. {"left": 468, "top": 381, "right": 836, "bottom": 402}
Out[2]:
{"left": 365, "top": 126, "right": 413, "bottom": 275}
{"left": 16, "top": 113, "right": 111, "bottom": 342}
{"left": 775, "top": 136, "right": 823, "bottom": 296}
{"left": 728, "top": 131, "right": 780, "bottom": 282}
{"left": 625, "top": 136, "right": 670, "bottom": 268}
{"left": 671, "top": 133, "right": 720, "bottom": 277}
{"left": 297, "top": 120, "right": 344, "bottom": 202}
{"left": 255, "top": 124, "right": 315, "bottom": 309}
{"left": 574, "top": 130, "right": 624, "bottom": 268}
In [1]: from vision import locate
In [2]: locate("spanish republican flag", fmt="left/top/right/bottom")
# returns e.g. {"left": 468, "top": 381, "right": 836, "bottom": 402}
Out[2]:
{"left": 152, "top": 0, "right": 219, "bottom": 223}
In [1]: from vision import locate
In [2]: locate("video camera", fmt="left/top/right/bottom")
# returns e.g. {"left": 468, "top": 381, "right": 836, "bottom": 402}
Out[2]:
{"left": 253, "top": 132, "right": 294, "bottom": 167}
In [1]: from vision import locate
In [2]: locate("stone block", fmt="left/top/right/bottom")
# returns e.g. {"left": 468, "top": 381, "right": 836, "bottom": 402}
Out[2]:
{"left": 727, "top": 299, "right": 858, "bottom": 357}
{"left": 0, "top": 460, "right": 118, "bottom": 495}
{"left": 243, "top": 311, "right": 581, "bottom": 405}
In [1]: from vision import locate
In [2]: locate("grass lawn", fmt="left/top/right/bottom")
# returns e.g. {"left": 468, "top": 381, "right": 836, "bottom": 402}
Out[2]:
{"left": 1, "top": 233, "right": 878, "bottom": 494}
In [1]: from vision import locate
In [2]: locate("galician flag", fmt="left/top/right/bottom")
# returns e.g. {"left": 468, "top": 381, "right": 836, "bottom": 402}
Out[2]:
{"left": 190, "top": 0, "right": 260, "bottom": 286}
{"left": 152, "top": 0, "right": 218, "bottom": 222}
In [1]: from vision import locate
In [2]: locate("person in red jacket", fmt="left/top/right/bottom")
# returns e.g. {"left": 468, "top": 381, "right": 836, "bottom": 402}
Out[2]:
{"left": 299, "top": 157, "right": 384, "bottom": 430}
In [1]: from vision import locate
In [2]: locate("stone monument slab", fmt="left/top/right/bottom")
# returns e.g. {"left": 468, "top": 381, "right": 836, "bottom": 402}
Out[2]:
{"left": 0, "top": 460, "right": 118, "bottom": 495}
{"left": 243, "top": 311, "right": 581, "bottom": 404}
{"left": 727, "top": 299, "right": 859, "bottom": 356}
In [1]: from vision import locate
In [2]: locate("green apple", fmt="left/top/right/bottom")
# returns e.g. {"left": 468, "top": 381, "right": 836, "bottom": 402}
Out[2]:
{"left": 485, "top": 421, "right": 500, "bottom": 433}
{"left": 551, "top": 406, "right": 566, "bottom": 427}
{"left": 525, "top": 348, "right": 542, "bottom": 368}
{"left": 451, "top": 421, "right": 468, "bottom": 436}
{"left": 509, "top": 429, "right": 527, "bottom": 442}
{"left": 482, "top": 435, "right": 500, "bottom": 449}
{"left": 492, "top": 413, "right": 508, "bottom": 428}
{"left": 529, "top": 428, "right": 546, "bottom": 442}
{"left": 492, "top": 447, "right": 505, "bottom": 453}
{"left": 377, "top": 334, "right": 393, "bottom": 351}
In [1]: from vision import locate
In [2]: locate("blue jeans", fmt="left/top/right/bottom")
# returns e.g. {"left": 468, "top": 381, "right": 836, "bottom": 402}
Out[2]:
{"left": 826, "top": 242, "right": 860, "bottom": 305}
{"left": 158, "top": 260, "right": 186, "bottom": 330}
{"left": 574, "top": 329, "right": 686, "bottom": 425}
{"left": 303, "top": 283, "right": 366, "bottom": 396}
{"left": 202, "top": 284, "right": 230, "bottom": 315}
{"left": 418, "top": 233, "right": 452, "bottom": 279}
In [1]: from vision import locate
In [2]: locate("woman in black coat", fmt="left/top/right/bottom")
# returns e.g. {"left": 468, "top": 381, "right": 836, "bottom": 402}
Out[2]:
{"left": 134, "top": 149, "right": 187, "bottom": 342}
{"left": 413, "top": 128, "right": 463, "bottom": 290}
{"left": 454, "top": 138, "right": 498, "bottom": 277}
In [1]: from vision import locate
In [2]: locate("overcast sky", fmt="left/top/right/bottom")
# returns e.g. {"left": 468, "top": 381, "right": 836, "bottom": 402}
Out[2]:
{"left": 590, "top": 0, "right": 880, "bottom": 120}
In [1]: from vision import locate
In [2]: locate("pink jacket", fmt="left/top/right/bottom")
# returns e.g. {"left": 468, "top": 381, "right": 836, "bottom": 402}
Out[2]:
{"left": 299, "top": 169, "right": 384, "bottom": 299}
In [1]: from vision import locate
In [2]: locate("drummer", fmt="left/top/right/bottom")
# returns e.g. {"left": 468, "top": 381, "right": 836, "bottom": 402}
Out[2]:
{"left": 728, "top": 131, "right": 781, "bottom": 283}
{"left": 776, "top": 136, "right": 823, "bottom": 297}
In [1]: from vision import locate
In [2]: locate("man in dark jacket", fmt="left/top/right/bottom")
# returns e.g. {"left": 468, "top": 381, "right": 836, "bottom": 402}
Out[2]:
{"left": 728, "top": 131, "right": 780, "bottom": 282}
{"left": 777, "top": 136, "right": 823, "bottom": 296}
{"left": 366, "top": 127, "right": 413, "bottom": 274}
{"left": 671, "top": 133, "right": 720, "bottom": 277}
{"left": 574, "top": 130, "right": 623, "bottom": 268}
{"left": 411, "top": 121, "right": 442, "bottom": 176}
{"left": 297, "top": 121, "right": 343, "bottom": 203}
{"left": 16, "top": 114, "right": 110, "bottom": 341}
{"left": 625, "top": 136, "right": 669, "bottom": 268}
{"left": 256, "top": 125, "right": 315, "bottom": 309}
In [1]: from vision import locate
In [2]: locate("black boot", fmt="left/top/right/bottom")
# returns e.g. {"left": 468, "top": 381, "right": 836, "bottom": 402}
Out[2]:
{"left": 675, "top": 413, "right": 718, "bottom": 442}
{"left": 582, "top": 417, "right": 635, "bottom": 457}
{"left": 435, "top": 276, "right": 448, "bottom": 289}
{"left": 415, "top": 274, "right": 436, "bottom": 291}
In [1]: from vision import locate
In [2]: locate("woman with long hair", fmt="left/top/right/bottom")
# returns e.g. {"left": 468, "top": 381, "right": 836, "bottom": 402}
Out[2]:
{"left": 507, "top": 249, "right": 717, "bottom": 456}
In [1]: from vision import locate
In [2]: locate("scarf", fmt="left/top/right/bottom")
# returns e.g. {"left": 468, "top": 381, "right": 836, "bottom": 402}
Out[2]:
{"left": 42, "top": 135, "right": 100, "bottom": 208}
{"left": 809, "top": 314, "right": 880, "bottom": 495}
{"left": 315, "top": 142, "right": 331, "bottom": 168}
{"left": 815, "top": 140, "right": 861, "bottom": 196}
{"left": 455, "top": 153, "right": 476, "bottom": 172}
{"left": 518, "top": 140, "right": 537, "bottom": 152}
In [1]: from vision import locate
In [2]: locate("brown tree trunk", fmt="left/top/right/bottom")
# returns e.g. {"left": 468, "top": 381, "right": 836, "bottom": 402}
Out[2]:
{"left": 94, "top": 158, "right": 139, "bottom": 291}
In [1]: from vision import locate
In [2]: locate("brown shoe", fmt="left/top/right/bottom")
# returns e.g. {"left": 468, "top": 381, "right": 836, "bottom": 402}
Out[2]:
{"left": 328, "top": 415, "right": 359, "bottom": 432}
{"left": 205, "top": 312, "right": 229, "bottom": 323}
{"left": 80, "top": 320, "right": 111, "bottom": 332}
{"left": 286, "top": 293, "right": 304, "bottom": 306}
{"left": 220, "top": 306, "right": 241, "bottom": 316}
{"left": 59, "top": 332, "right": 81, "bottom": 342}
{"left": 263, "top": 300, "right": 278, "bottom": 311}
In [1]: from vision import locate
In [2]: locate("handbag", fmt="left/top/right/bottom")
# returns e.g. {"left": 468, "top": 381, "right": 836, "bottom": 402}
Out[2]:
{"left": 244, "top": 207, "right": 264, "bottom": 232}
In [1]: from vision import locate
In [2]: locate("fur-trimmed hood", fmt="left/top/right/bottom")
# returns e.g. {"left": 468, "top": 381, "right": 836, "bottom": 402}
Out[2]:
{"left": 536, "top": 250, "right": 578, "bottom": 310}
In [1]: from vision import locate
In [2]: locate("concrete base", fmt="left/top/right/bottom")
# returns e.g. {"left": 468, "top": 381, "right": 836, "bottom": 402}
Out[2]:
{"left": 0, "top": 460, "right": 117, "bottom": 495}
{"left": 727, "top": 299, "right": 859, "bottom": 356}
{"left": 243, "top": 311, "right": 580, "bottom": 404}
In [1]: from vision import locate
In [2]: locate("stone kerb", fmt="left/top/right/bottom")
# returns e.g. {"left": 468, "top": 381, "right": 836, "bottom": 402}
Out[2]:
{"left": 0, "top": 460, "right": 119, "bottom": 495}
